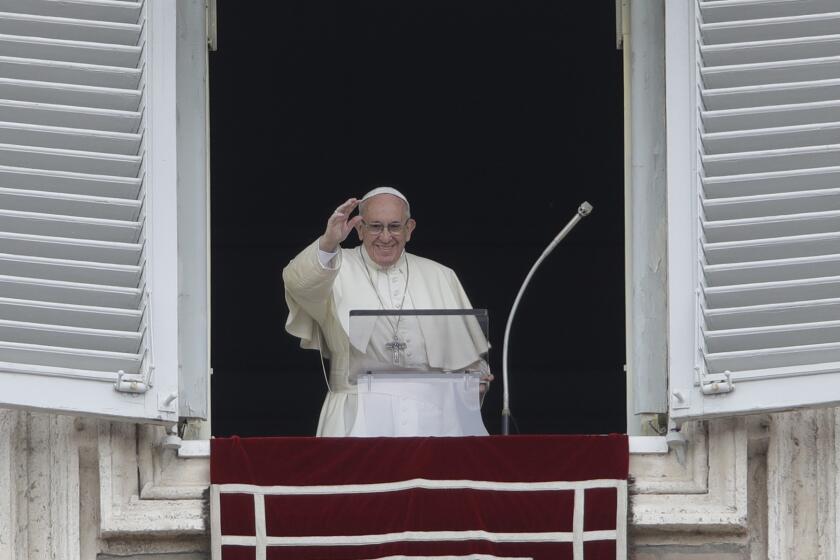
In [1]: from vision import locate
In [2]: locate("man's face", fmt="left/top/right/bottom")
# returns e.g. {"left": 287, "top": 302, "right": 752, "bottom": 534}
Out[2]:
{"left": 356, "top": 194, "right": 416, "bottom": 267}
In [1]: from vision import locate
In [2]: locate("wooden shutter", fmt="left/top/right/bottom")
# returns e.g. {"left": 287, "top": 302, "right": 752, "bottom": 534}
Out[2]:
{"left": 668, "top": 0, "right": 840, "bottom": 420}
{"left": 0, "top": 0, "right": 182, "bottom": 422}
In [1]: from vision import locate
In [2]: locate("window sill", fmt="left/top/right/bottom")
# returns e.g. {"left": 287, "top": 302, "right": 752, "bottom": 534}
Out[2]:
{"left": 629, "top": 435, "right": 668, "bottom": 454}
{"left": 181, "top": 436, "right": 668, "bottom": 459}
{"left": 178, "top": 439, "right": 211, "bottom": 458}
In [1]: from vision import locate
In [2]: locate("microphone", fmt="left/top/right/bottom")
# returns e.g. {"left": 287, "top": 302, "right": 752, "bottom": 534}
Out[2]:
{"left": 501, "top": 201, "right": 593, "bottom": 435}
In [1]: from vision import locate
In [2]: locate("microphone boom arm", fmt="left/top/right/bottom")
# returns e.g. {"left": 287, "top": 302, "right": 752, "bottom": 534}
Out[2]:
{"left": 501, "top": 201, "right": 593, "bottom": 435}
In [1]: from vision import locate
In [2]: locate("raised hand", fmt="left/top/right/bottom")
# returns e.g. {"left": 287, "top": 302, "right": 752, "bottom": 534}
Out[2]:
{"left": 319, "top": 198, "right": 362, "bottom": 253}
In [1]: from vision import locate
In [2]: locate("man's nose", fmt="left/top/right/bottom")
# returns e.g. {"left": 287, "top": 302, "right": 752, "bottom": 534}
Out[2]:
{"left": 380, "top": 228, "right": 394, "bottom": 241}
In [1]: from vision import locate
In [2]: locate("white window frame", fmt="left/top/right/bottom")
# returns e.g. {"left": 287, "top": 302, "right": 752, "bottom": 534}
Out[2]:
{"left": 665, "top": 0, "right": 702, "bottom": 420}
{"left": 141, "top": 0, "right": 181, "bottom": 423}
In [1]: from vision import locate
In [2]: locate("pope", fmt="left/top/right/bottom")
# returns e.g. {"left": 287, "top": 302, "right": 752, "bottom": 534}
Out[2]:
{"left": 283, "top": 186, "right": 492, "bottom": 436}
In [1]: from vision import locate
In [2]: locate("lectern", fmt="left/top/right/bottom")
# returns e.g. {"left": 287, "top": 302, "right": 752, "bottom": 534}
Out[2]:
{"left": 347, "top": 309, "right": 490, "bottom": 437}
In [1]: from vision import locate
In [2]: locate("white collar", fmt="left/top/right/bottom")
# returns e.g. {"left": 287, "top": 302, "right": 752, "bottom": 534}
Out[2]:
{"left": 358, "top": 246, "right": 407, "bottom": 273}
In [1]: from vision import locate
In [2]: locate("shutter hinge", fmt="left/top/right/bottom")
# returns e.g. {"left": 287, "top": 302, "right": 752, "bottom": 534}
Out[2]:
{"left": 701, "top": 372, "right": 733, "bottom": 395}
{"left": 114, "top": 371, "right": 149, "bottom": 394}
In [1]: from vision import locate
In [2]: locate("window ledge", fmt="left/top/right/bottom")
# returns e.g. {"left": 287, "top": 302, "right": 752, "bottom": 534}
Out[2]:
{"left": 178, "top": 439, "right": 210, "bottom": 458}
{"left": 182, "top": 437, "right": 667, "bottom": 459}
{"left": 629, "top": 435, "right": 668, "bottom": 454}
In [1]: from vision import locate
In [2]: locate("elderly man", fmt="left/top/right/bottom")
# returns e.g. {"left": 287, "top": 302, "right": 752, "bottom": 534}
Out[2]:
{"left": 283, "top": 186, "right": 490, "bottom": 436}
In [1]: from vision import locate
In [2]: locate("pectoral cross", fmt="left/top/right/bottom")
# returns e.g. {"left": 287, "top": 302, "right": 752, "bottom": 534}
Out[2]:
{"left": 385, "top": 334, "right": 407, "bottom": 365}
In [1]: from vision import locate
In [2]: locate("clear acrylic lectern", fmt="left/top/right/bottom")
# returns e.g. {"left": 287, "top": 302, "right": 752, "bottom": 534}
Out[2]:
{"left": 347, "top": 309, "right": 490, "bottom": 437}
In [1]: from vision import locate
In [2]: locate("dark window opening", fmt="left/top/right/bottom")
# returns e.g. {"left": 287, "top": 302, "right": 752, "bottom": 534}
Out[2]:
{"left": 210, "top": 1, "right": 625, "bottom": 436}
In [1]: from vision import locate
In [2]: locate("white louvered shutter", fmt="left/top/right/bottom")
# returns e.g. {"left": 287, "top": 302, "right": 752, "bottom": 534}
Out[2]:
{"left": 0, "top": 0, "right": 182, "bottom": 423}
{"left": 667, "top": 0, "right": 840, "bottom": 420}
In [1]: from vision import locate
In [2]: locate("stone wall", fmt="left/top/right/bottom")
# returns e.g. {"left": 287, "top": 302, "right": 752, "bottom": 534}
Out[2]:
{"left": 1, "top": 407, "right": 838, "bottom": 559}
{"left": 0, "top": 410, "right": 208, "bottom": 559}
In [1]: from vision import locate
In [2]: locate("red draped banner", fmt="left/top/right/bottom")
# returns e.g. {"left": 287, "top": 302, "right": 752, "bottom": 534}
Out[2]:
{"left": 211, "top": 435, "right": 629, "bottom": 560}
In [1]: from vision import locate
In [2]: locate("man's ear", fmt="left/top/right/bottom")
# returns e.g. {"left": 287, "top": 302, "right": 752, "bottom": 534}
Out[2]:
{"left": 405, "top": 218, "right": 417, "bottom": 241}
{"left": 355, "top": 221, "right": 365, "bottom": 241}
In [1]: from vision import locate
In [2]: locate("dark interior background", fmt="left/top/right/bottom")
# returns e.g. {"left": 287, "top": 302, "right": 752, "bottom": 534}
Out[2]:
{"left": 210, "top": 1, "right": 625, "bottom": 436}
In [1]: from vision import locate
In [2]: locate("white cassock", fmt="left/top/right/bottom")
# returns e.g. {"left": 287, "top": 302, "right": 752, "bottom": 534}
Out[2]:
{"left": 283, "top": 239, "right": 489, "bottom": 436}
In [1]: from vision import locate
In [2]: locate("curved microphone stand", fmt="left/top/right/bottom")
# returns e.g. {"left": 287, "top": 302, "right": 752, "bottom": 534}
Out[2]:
{"left": 501, "top": 201, "right": 593, "bottom": 435}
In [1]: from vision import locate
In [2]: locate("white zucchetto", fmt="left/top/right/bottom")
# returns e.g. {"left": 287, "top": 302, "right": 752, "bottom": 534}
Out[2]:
{"left": 360, "top": 186, "right": 410, "bottom": 214}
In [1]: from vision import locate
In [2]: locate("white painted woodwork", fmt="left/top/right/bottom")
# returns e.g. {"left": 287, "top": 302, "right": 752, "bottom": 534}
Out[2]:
{"left": 175, "top": 0, "right": 210, "bottom": 421}
{"left": 624, "top": 0, "right": 669, "bottom": 427}
{"left": 0, "top": 0, "right": 180, "bottom": 422}
{"left": 667, "top": 0, "right": 840, "bottom": 420}
{"left": 0, "top": 99, "right": 142, "bottom": 132}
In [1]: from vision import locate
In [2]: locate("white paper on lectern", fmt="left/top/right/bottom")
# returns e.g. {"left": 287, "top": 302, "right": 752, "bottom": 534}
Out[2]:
{"left": 349, "top": 373, "right": 488, "bottom": 437}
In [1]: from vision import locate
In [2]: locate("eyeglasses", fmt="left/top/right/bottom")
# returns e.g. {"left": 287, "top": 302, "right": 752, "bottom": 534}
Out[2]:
{"left": 361, "top": 220, "right": 408, "bottom": 235}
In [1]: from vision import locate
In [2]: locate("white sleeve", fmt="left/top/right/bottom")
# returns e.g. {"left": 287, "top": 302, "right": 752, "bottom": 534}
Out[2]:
{"left": 317, "top": 248, "right": 340, "bottom": 269}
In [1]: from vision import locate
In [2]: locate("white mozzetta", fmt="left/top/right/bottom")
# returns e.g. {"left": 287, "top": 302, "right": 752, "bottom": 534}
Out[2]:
{"left": 0, "top": 0, "right": 180, "bottom": 422}
{"left": 668, "top": 0, "right": 840, "bottom": 420}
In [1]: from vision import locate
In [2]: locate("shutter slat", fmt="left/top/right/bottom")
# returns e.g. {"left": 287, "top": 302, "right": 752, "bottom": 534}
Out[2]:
{"left": 700, "top": 0, "right": 840, "bottom": 24}
{"left": 0, "top": 319, "right": 141, "bottom": 353}
{"left": 0, "top": 209, "right": 141, "bottom": 243}
{"left": 704, "top": 253, "right": 840, "bottom": 285}
{"left": 0, "top": 12, "right": 141, "bottom": 45}
{"left": 0, "top": 99, "right": 140, "bottom": 132}
{"left": 0, "top": 339, "right": 141, "bottom": 372}
{"left": 703, "top": 187, "right": 840, "bottom": 220}
{"left": 0, "top": 359, "right": 115, "bottom": 381}
{"left": 0, "top": 121, "right": 141, "bottom": 155}
{"left": 701, "top": 12, "right": 840, "bottom": 44}
{"left": 705, "top": 231, "right": 840, "bottom": 264}
{"left": 702, "top": 144, "right": 840, "bottom": 176}
{"left": 0, "top": 34, "right": 141, "bottom": 67}
{"left": 701, "top": 35, "right": 840, "bottom": 66}
{"left": 0, "top": 143, "right": 141, "bottom": 176}
{"left": 0, "top": 56, "right": 141, "bottom": 88}
{"left": 702, "top": 79, "right": 840, "bottom": 110}
{"left": 0, "top": 78, "right": 141, "bottom": 111}
{"left": 703, "top": 122, "right": 840, "bottom": 154}
{"left": 0, "top": 0, "right": 142, "bottom": 25}
{"left": 706, "top": 319, "right": 840, "bottom": 353}
{"left": 0, "top": 275, "right": 141, "bottom": 308}
{"left": 702, "top": 56, "right": 840, "bottom": 89}
{"left": 0, "top": 296, "right": 141, "bottom": 331}
{"left": 0, "top": 252, "right": 141, "bottom": 287}
{"left": 705, "top": 276, "right": 840, "bottom": 308}
{"left": 706, "top": 342, "right": 840, "bottom": 373}
{"left": 703, "top": 100, "right": 840, "bottom": 132}
{"left": 705, "top": 298, "right": 840, "bottom": 329}
{"left": 703, "top": 209, "right": 840, "bottom": 242}
{"left": 0, "top": 231, "right": 140, "bottom": 264}
{"left": 0, "top": 187, "right": 141, "bottom": 220}
{"left": 0, "top": 165, "right": 140, "bottom": 198}
{"left": 703, "top": 166, "right": 840, "bottom": 197}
